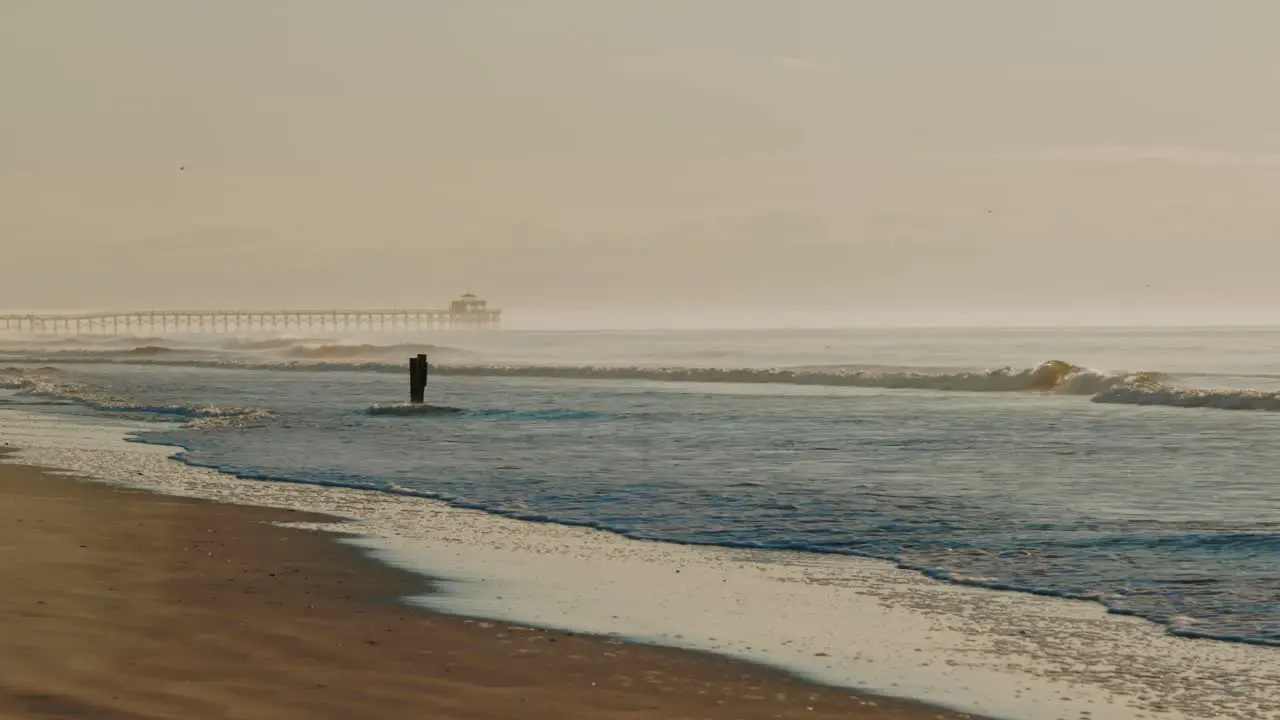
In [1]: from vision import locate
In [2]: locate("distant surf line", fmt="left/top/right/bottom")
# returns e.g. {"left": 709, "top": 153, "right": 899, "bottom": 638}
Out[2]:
{"left": 8, "top": 357, "right": 1280, "bottom": 414}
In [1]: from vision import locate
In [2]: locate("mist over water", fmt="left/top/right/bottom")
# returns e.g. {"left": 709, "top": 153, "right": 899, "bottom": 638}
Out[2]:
{"left": 6, "top": 325, "right": 1280, "bottom": 410}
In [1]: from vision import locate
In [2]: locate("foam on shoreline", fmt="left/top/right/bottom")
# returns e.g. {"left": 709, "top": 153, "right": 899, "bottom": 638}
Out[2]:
{"left": 1, "top": 407, "right": 1276, "bottom": 720}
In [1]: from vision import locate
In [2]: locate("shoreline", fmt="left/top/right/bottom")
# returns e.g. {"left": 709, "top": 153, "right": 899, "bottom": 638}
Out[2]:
{"left": 137, "top": 431, "right": 1280, "bottom": 654}
{"left": 2, "top": 406, "right": 1278, "bottom": 720}
{"left": 0, "top": 450, "right": 980, "bottom": 720}
{"left": 4, "top": 360, "right": 1273, "bottom": 656}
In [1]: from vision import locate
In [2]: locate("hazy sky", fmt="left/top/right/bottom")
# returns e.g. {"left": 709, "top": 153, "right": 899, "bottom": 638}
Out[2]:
{"left": 4, "top": 1, "right": 1280, "bottom": 327}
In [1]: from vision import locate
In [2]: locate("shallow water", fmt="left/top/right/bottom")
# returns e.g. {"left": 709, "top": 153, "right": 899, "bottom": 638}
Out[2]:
{"left": 2, "top": 326, "right": 1279, "bottom": 646}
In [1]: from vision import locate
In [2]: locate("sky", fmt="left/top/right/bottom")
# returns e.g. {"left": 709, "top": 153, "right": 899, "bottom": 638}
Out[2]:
{"left": 3, "top": 1, "right": 1280, "bottom": 328}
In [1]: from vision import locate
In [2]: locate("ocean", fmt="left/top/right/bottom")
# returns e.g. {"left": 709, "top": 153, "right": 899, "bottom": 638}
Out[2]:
{"left": 2, "top": 326, "right": 1280, "bottom": 718}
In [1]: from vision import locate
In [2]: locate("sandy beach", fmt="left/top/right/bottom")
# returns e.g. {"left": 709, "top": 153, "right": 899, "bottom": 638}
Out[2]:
{"left": 0, "top": 454, "right": 980, "bottom": 720}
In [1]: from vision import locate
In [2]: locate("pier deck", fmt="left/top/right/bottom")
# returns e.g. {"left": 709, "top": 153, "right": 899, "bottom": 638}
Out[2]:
{"left": 0, "top": 308, "right": 500, "bottom": 335}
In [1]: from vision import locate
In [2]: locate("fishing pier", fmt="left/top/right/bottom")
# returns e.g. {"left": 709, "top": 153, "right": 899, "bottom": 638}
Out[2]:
{"left": 0, "top": 293, "right": 501, "bottom": 335}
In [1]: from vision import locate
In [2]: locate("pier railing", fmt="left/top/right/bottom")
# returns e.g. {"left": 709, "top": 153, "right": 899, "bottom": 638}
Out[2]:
{"left": 0, "top": 308, "right": 501, "bottom": 334}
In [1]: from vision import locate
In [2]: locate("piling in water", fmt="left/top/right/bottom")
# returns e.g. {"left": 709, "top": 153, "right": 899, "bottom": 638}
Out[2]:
{"left": 409, "top": 355, "right": 428, "bottom": 403}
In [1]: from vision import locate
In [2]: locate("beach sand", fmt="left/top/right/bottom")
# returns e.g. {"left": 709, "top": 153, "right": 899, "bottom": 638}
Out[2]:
{"left": 0, "top": 457, "right": 981, "bottom": 720}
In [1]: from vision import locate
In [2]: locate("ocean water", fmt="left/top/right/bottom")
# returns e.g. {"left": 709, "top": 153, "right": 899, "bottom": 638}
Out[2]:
{"left": 2, "top": 327, "right": 1280, "bottom": 649}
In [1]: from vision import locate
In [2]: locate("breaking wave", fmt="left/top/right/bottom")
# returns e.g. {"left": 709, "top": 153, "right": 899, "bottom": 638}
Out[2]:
{"left": 0, "top": 355, "right": 1157, "bottom": 393}
{"left": 1093, "top": 385, "right": 1280, "bottom": 412}
{"left": 428, "top": 359, "right": 1161, "bottom": 395}
{"left": 10, "top": 350, "right": 1280, "bottom": 414}
{"left": 0, "top": 367, "right": 272, "bottom": 429}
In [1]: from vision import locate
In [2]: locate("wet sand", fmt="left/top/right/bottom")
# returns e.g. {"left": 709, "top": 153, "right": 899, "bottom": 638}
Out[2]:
{"left": 0, "top": 457, "right": 982, "bottom": 720}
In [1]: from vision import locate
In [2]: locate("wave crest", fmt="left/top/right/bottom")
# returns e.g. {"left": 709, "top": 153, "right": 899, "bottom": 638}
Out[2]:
{"left": 17, "top": 356, "right": 1280, "bottom": 416}
{"left": 0, "top": 357, "right": 1161, "bottom": 394}
{"left": 1093, "top": 385, "right": 1280, "bottom": 412}
{"left": 428, "top": 360, "right": 1158, "bottom": 395}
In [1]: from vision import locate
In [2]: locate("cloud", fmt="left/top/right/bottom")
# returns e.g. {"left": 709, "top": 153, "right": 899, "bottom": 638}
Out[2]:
{"left": 1022, "top": 145, "right": 1280, "bottom": 166}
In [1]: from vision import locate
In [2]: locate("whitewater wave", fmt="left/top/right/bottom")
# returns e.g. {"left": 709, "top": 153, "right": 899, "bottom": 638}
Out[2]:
{"left": 12, "top": 354, "right": 1280, "bottom": 415}
{"left": 0, "top": 367, "right": 272, "bottom": 429}
{"left": 0, "top": 355, "right": 1159, "bottom": 392}
{"left": 1092, "top": 385, "right": 1280, "bottom": 412}
{"left": 428, "top": 359, "right": 1161, "bottom": 395}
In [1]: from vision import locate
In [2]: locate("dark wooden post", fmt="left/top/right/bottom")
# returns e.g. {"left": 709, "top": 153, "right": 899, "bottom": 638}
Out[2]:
{"left": 409, "top": 353, "right": 430, "bottom": 403}
{"left": 409, "top": 356, "right": 424, "bottom": 403}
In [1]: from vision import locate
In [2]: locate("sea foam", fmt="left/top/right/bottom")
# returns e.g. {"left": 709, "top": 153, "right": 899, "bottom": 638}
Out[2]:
{"left": 2, "top": 407, "right": 1277, "bottom": 720}
{"left": 0, "top": 366, "right": 272, "bottom": 429}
